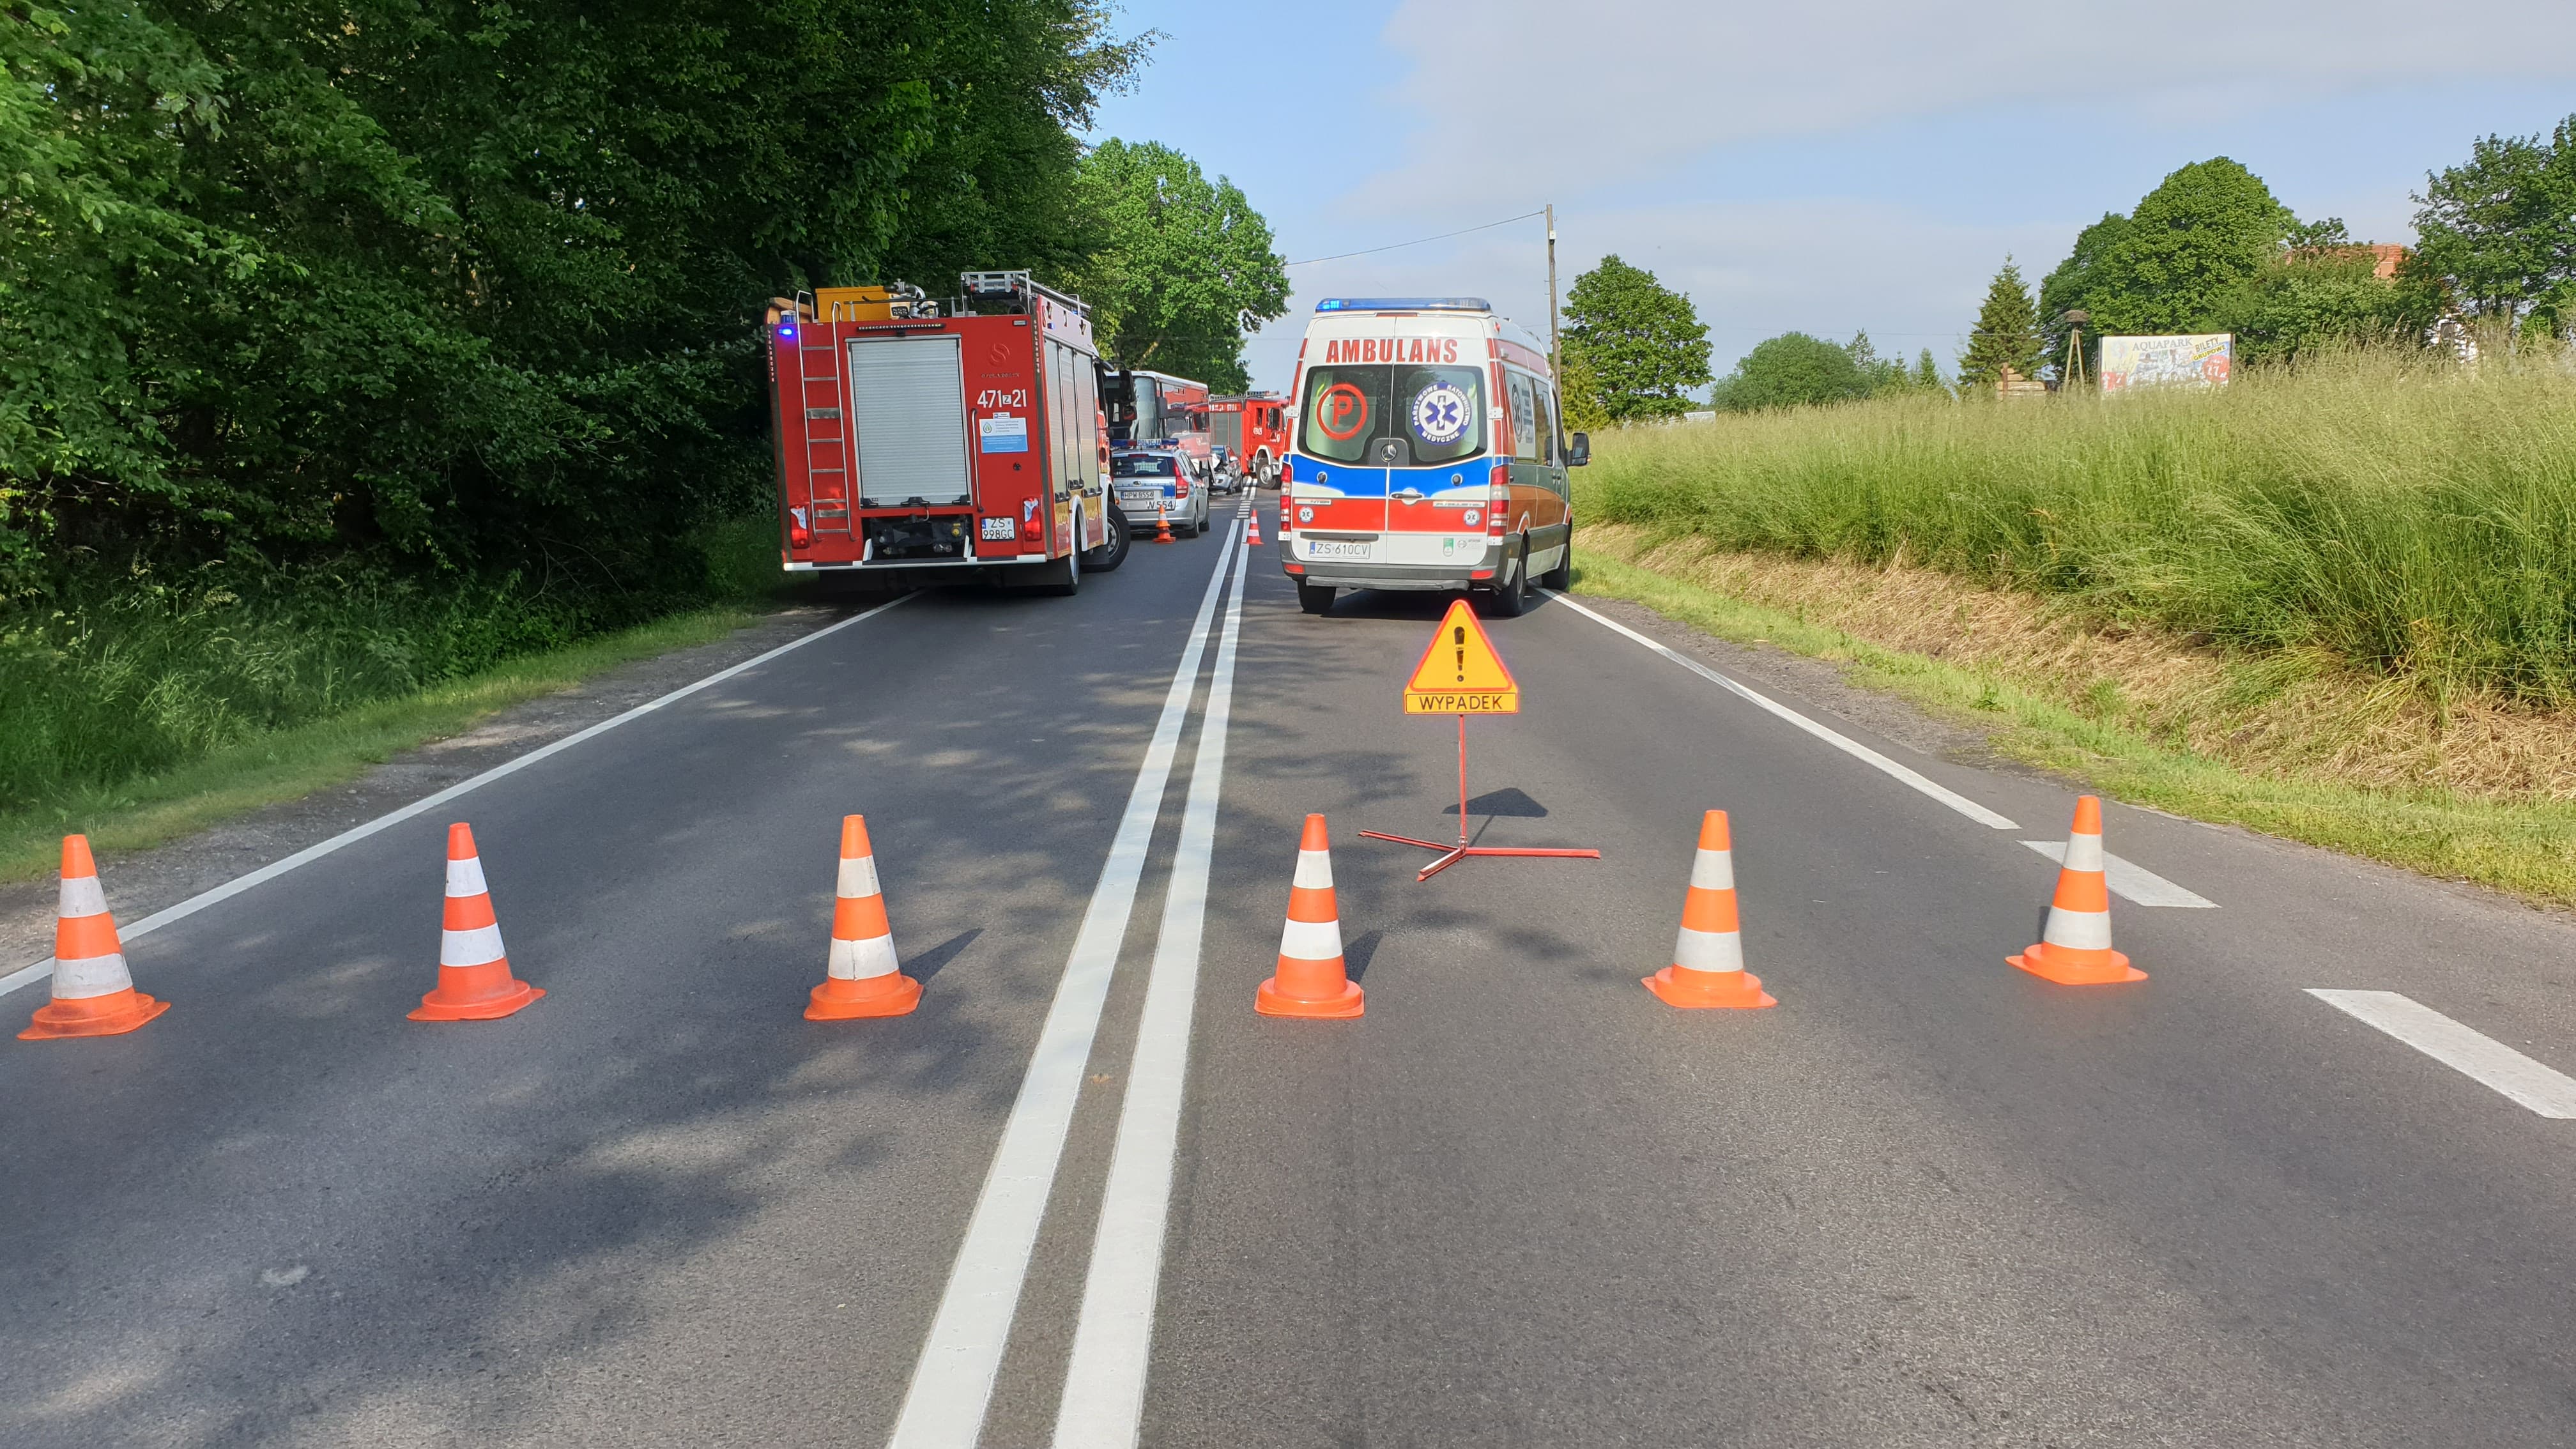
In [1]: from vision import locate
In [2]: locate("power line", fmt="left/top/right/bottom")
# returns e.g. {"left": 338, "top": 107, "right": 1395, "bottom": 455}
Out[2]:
{"left": 1285, "top": 210, "right": 1547, "bottom": 268}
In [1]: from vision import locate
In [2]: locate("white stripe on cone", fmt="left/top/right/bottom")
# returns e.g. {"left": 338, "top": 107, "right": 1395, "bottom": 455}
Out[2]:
{"left": 1688, "top": 849, "right": 1735, "bottom": 892}
{"left": 440, "top": 923, "right": 506, "bottom": 968}
{"left": 446, "top": 855, "right": 489, "bottom": 897}
{"left": 2042, "top": 907, "right": 2114, "bottom": 951}
{"left": 1292, "top": 849, "right": 1333, "bottom": 889}
{"left": 838, "top": 855, "right": 882, "bottom": 897}
{"left": 59, "top": 874, "right": 107, "bottom": 918}
{"left": 2062, "top": 829, "right": 2105, "bottom": 874}
{"left": 50, "top": 952, "right": 133, "bottom": 1000}
{"left": 1278, "top": 916, "right": 1342, "bottom": 962}
{"left": 829, "top": 933, "right": 901, "bottom": 981}
{"left": 1672, "top": 924, "right": 1746, "bottom": 975}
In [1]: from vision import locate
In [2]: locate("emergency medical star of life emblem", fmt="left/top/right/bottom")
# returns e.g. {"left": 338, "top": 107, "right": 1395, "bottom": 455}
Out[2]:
{"left": 1411, "top": 383, "right": 1469, "bottom": 445}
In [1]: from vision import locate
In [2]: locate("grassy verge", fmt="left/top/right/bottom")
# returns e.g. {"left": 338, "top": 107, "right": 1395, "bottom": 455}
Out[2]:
{"left": 1570, "top": 542, "right": 2576, "bottom": 910}
{"left": 0, "top": 604, "right": 771, "bottom": 884}
{"left": 1582, "top": 344, "right": 2576, "bottom": 703}
{"left": 0, "top": 515, "right": 801, "bottom": 882}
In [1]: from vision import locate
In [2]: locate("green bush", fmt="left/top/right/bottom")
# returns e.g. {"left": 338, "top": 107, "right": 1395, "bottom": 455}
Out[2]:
{"left": 1580, "top": 344, "right": 2576, "bottom": 702}
{"left": 0, "top": 521, "right": 782, "bottom": 815}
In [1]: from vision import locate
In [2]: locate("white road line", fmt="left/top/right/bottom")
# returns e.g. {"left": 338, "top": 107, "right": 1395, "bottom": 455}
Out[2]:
{"left": 1, "top": 592, "right": 919, "bottom": 999}
{"left": 887, "top": 525, "right": 1241, "bottom": 1449}
{"left": 2307, "top": 990, "right": 2576, "bottom": 1117}
{"left": 1544, "top": 590, "right": 2018, "bottom": 831}
{"left": 2020, "top": 840, "right": 2216, "bottom": 907}
{"left": 1051, "top": 528, "right": 1248, "bottom": 1448}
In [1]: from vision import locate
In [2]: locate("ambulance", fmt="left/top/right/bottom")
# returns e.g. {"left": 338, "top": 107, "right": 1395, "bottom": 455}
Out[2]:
{"left": 1277, "top": 297, "right": 1589, "bottom": 617}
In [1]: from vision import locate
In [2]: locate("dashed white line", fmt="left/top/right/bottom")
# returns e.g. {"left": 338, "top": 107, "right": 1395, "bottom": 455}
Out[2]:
{"left": 1544, "top": 590, "right": 2018, "bottom": 831}
{"left": 2307, "top": 990, "right": 2576, "bottom": 1118}
{"left": 2, "top": 592, "right": 918, "bottom": 1000}
{"left": 1051, "top": 523, "right": 1249, "bottom": 1448}
{"left": 885, "top": 526, "right": 1241, "bottom": 1449}
{"left": 2020, "top": 840, "right": 2216, "bottom": 907}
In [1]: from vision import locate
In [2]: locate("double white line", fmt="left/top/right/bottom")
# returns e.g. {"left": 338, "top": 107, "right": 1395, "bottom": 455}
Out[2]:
{"left": 887, "top": 529, "right": 1247, "bottom": 1448}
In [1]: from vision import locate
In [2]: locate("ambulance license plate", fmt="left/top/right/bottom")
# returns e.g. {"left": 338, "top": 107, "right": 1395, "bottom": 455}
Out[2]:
{"left": 1305, "top": 539, "right": 1374, "bottom": 560}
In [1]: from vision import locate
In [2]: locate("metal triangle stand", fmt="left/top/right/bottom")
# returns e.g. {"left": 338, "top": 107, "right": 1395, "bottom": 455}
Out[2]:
{"left": 1361, "top": 715, "right": 1602, "bottom": 882}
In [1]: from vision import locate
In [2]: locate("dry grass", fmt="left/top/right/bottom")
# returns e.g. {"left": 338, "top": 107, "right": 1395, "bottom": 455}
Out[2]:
{"left": 1586, "top": 523, "right": 2576, "bottom": 802}
{"left": 1569, "top": 538, "right": 2576, "bottom": 908}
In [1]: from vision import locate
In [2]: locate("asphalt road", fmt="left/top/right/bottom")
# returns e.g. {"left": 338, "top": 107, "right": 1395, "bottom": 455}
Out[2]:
{"left": 8, "top": 500, "right": 2576, "bottom": 1447}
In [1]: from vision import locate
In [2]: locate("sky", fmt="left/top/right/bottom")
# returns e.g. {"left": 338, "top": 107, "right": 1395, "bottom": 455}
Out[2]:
{"left": 1082, "top": 0, "right": 2576, "bottom": 395}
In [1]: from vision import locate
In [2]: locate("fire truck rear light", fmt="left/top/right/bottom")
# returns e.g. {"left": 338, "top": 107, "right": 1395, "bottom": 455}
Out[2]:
{"left": 790, "top": 523, "right": 811, "bottom": 548}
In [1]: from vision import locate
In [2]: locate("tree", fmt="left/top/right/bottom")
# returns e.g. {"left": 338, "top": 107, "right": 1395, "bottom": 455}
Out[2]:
{"left": 2411, "top": 114, "right": 2576, "bottom": 328}
{"left": 2210, "top": 250, "right": 2435, "bottom": 364}
{"left": 1, "top": 0, "right": 1149, "bottom": 596}
{"left": 1558, "top": 348, "right": 1611, "bottom": 433}
{"left": 2073, "top": 159, "right": 2294, "bottom": 337}
{"left": 2037, "top": 211, "right": 2133, "bottom": 378}
{"left": 1712, "top": 333, "right": 1869, "bottom": 411}
{"left": 1068, "top": 140, "right": 1287, "bottom": 392}
{"left": 1958, "top": 259, "right": 2043, "bottom": 391}
{"left": 1561, "top": 256, "right": 1712, "bottom": 422}
{"left": 1913, "top": 349, "right": 1943, "bottom": 391}
{"left": 1844, "top": 330, "right": 1914, "bottom": 392}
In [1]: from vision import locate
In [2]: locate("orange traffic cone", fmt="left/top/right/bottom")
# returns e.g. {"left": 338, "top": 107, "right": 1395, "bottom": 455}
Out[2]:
{"left": 410, "top": 823, "right": 544, "bottom": 1021}
{"left": 1245, "top": 508, "right": 1263, "bottom": 546}
{"left": 1154, "top": 502, "right": 1174, "bottom": 543}
{"left": 808, "top": 815, "right": 921, "bottom": 1019}
{"left": 1255, "top": 814, "right": 1363, "bottom": 1018}
{"left": 2011, "top": 795, "right": 2145, "bottom": 985}
{"left": 1644, "top": 810, "right": 1776, "bottom": 1009}
{"left": 19, "top": 836, "right": 168, "bottom": 1040}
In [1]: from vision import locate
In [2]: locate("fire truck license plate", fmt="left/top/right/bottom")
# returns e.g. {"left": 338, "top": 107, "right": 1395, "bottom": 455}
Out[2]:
{"left": 979, "top": 517, "right": 1015, "bottom": 540}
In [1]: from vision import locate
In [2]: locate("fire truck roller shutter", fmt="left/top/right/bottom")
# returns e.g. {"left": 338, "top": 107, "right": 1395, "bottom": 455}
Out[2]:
{"left": 847, "top": 335, "right": 973, "bottom": 508}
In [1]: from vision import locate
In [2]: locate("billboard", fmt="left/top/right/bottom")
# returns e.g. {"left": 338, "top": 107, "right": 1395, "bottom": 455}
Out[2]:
{"left": 2099, "top": 334, "right": 2232, "bottom": 392}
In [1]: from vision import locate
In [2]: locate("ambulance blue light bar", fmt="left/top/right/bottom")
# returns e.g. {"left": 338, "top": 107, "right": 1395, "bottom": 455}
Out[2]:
{"left": 1314, "top": 297, "right": 1490, "bottom": 313}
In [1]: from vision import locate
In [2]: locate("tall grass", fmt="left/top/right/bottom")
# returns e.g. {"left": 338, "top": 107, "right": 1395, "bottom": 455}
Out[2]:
{"left": 1581, "top": 348, "right": 2576, "bottom": 702}
{"left": 0, "top": 516, "right": 786, "bottom": 817}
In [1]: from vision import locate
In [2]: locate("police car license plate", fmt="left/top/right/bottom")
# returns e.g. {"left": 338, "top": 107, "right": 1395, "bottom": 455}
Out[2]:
{"left": 1304, "top": 539, "right": 1374, "bottom": 560}
{"left": 1117, "top": 487, "right": 1161, "bottom": 509}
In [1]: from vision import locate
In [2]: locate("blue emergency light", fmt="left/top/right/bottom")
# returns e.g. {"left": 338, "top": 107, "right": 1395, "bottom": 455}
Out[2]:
{"left": 778, "top": 321, "right": 798, "bottom": 341}
{"left": 1314, "top": 297, "right": 1491, "bottom": 313}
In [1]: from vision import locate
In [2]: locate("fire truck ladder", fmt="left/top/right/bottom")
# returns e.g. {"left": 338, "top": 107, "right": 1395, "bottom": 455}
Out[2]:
{"left": 793, "top": 290, "right": 854, "bottom": 537}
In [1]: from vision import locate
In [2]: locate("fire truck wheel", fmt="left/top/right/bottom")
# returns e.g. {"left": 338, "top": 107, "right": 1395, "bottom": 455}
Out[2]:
{"left": 1296, "top": 581, "right": 1337, "bottom": 615}
{"left": 1083, "top": 507, "right": 1130, "bottom": 572}
{"left": 1039, "top": 538, "right": 1081, "bottom": 597}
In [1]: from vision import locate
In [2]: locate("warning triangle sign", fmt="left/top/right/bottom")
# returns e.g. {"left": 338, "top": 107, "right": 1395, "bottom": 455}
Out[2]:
{"left": 1402, "top": 599, "right": 1520, "bottom": 714}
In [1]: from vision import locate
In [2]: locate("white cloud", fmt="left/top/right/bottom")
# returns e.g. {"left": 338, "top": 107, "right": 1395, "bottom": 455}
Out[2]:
{"left": 1371, "top": 0, "right": 2576, "bottom": 190}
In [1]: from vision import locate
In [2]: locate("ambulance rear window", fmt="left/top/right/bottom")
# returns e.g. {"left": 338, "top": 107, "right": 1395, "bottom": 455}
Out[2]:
{"left": 1300, "top": 364, "right": 1486, "bottom": 466}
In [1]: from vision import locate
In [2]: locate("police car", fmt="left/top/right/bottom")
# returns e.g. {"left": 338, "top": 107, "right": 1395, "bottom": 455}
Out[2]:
{"left": 1110, "top": 449, "right": 1211, "bottom": 538}
{"left": 1278, "top": 297, "right": 1588, "bottom": 616}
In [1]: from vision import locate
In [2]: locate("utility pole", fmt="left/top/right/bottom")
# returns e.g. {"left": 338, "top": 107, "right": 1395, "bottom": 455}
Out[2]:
{"left": 1545, "top": 204, "right": 1562, "bottom": 384}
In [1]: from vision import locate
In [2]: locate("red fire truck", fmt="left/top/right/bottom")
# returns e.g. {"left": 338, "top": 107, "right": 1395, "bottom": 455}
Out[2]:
{"left": 1209, "top": 392, "right": 1289, "bottom": 487}
{"left": 1103, "top": 369, "right": 1215, "bottom": 482}
{"left": 767, "top": 272, "right": 1129, "bottom": 591}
